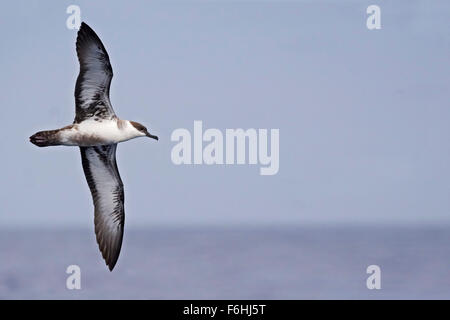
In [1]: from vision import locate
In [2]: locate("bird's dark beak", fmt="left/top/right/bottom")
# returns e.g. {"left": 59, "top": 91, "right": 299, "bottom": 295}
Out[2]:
{"left": 146, "top": 132, "right": 159, "bottom": 140}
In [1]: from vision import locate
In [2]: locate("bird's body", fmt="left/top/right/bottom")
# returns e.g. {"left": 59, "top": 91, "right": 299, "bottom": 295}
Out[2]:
{"left": 29, "top": 22, "right": 158, "bottom": 271}
{"left": 33, "top": 118, "right": 147, "bottom": 147}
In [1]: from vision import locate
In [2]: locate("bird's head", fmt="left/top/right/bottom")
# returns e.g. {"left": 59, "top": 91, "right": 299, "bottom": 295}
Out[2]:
{"left": 129, "top": 121, "right": 159, "bottom": 140}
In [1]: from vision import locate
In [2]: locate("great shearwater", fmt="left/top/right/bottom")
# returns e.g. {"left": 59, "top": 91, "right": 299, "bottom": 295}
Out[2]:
{"left": 30, "top": 22, "right": 158, "bottom": 271}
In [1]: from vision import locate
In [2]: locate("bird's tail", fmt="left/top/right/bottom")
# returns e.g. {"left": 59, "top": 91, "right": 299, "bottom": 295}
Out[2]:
{"left": 30, "top": 130, "right": 61, "bottom": 147}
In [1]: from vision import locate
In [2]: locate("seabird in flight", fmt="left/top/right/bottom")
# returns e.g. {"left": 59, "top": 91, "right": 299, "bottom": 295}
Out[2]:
{"left": 30, "top": 22, "right": 158, "bottom": 271}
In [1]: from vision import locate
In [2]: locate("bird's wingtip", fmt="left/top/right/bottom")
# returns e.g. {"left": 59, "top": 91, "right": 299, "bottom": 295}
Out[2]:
{"left": 105, "top": 254, "right": 119, "bottom": 271}
{"left": 77, "top": 22, "right": 92, "bottom": 35}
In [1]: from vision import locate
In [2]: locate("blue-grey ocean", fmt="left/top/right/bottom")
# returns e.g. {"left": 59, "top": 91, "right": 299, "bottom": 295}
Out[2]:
{"left": 1, "top": 226, "right": 449, "bottom": 299}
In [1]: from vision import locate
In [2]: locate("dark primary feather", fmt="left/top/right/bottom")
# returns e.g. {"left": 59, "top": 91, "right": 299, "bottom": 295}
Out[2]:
{"left": 74, "top": 22, "right": 116, "bottom": 123}
{"left": 80, "top": 144, "right": 124, "bottom": 271}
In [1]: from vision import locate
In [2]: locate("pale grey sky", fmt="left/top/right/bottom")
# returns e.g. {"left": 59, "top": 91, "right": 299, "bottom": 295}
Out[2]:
{"left": 0, "top": 0, "right": 449, "bottom": 227}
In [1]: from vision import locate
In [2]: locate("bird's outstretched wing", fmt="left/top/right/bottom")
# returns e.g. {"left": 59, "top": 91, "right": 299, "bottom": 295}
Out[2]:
{"left": 80, "top": 144, "right": 124, "bottom": 271}
{"left": 74, "top": 22, "right": 115, "bottom": 123}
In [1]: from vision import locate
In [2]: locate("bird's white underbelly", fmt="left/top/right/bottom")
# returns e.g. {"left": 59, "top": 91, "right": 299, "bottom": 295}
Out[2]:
{"left": 59, "top": 120, "right": 135, "bottom": 146}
